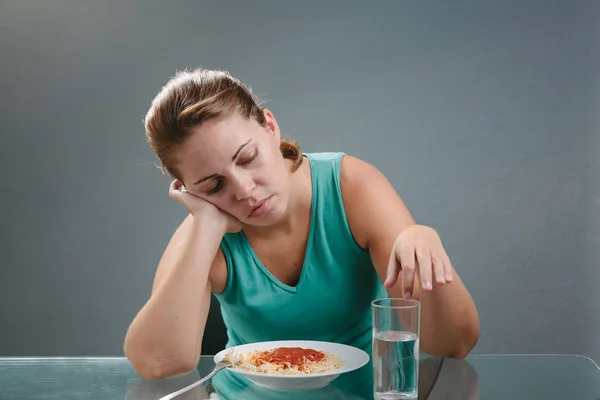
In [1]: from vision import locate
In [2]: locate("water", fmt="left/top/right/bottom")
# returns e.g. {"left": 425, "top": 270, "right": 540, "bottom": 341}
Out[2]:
{"left": 373, "top": 331, "right": 419, "bottom": 400}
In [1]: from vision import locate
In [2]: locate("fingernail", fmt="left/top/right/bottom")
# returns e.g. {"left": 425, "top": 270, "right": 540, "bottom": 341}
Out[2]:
{"left": 423, "top": 281, "right": 432, "bottom": 290}
{"left": 446, "top": 274, "right": 453, "bottom": 282}
{"left": 404, "top": 292, "right": 412, "bottom": 299}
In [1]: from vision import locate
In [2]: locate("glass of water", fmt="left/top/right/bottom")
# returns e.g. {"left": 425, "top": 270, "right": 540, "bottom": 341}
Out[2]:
{"left": 372, "top": 298, "right": 420, "bottom": 400}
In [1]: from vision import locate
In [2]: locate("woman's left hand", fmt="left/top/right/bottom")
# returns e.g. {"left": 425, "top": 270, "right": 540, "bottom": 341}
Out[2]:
{"left": 384, "top": 225, "right": 454, "bottom": 298}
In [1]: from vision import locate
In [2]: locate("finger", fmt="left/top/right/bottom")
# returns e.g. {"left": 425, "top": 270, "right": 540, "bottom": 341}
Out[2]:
{"left": 419, "top": 250, "right": 434, "bottom": 291}
{"left": 432, "top": 251, "right": 446, "bottom": 286}
{"left": 169, "top": 180, "right": 186, "bottom": 201}
{"left": 170, "top": 179, "right": 183, "bottom": 191}
{"left": 443, "top": 254, "right": 454, "bottom": 283}
{"left": 169, "top": 182, "right": 178, "bottom": 197}
{"left": 384, "top": 245, "right": 400, "bottom": 288}
{"left": 400, "top": 244, "right": 416, "bottom": 299}
{"left": 414, "top": 247, "right": 432, "bottom": 294}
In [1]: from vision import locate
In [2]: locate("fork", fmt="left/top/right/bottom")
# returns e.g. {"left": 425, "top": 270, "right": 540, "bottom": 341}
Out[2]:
{"left": 158, "top": 361, "right": 230, "bottom": 400}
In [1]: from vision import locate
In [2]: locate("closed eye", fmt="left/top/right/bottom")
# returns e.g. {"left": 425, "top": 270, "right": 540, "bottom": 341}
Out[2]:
{"left": 206, "top": 179, "right": 223, "bottom": 195}
{"left": 240, "top": 149, "right": 259, "bottom": 166}
{"left": 205, "top": 149, "right": 258, "bottom": 195}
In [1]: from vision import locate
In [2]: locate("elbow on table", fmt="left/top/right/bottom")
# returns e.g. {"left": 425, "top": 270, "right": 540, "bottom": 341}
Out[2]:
{"left": 125, "top": 347, "right": 198, "bottom": 380}
{"left": 425, "top": 319, "right": 480, "bottom": 360}
{"left": 133, "top": 357, "right": 197, "bottom": 380}
{"left": 448, "top": 346, "right": 472, "bottom": 360}
{"left": 451, "top": 321, "right": 480, "bottom": 359}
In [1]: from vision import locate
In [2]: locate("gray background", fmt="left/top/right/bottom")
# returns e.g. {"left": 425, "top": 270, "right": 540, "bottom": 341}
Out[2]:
{"left": 1, "top": 0, "right": 598, "bottom": 363}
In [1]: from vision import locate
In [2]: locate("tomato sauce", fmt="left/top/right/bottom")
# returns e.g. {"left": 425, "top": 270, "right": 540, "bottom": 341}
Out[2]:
{"left": 256, "top": 347, "right": 325, "bottom": 371}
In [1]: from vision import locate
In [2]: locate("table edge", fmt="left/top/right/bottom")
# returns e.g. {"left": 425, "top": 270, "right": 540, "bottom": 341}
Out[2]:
{"left": 0, "top": 353, "right": 596, "bottom": 367}
{"left": 467, "top": 353, "right": 600, "bottom": 370}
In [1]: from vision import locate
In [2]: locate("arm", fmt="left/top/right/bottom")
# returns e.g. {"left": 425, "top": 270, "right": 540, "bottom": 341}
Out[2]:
{"left": 341, "top": 155, "right": 479, "bottom": 358}
{"left": 123, "top": 213, "right": 227, "bottom": 380}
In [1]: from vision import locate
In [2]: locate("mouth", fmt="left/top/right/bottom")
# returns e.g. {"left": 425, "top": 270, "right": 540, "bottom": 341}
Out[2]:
{"left": 248, "top": 196, "right": 272, "bottom": 217}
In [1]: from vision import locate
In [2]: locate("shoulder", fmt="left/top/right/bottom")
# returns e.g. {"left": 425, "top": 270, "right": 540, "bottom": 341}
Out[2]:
{"left": 339, "top": 155, "right": 415, "bottom": 249}
{"left": 339, "top": 154, "right": 384, "bottom": 186}
{"left": 339, "top": 155, "right": 393, "bottom": 210}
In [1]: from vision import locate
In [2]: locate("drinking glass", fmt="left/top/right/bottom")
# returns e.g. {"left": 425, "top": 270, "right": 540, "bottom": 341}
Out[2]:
{"left": 372, "top": 298, "right": 420, "bottom": 400}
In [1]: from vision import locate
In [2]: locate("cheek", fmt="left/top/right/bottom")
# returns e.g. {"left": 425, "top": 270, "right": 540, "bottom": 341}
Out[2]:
{"left": 194, "top": 192, "right": 232, "bottom": 213}
{"left": 255, "top": 168, "right": 281, "bottom": 189}
{"left": 211, "top": 196, "right": 235, "bottom": 212}
{"left": 260, "top": 153, "right": 287, "bottom": 185}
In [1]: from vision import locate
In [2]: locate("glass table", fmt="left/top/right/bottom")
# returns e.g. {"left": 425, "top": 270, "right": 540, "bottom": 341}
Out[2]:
{"left": 0, "top": 354, "right": 598, "bottom": 399}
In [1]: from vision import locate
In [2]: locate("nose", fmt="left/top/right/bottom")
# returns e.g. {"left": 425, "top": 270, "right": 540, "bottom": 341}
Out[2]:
{"left": 232, "top": 173, "right": 255, "bottom": 201}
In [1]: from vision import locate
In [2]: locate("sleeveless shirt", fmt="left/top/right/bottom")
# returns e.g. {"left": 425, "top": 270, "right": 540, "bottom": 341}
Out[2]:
{"left": 213, "top": 152, "right": 388, "bottom": 355}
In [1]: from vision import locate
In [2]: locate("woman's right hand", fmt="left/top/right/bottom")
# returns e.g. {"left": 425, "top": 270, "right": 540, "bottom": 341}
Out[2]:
{"left": 169, "top": 179, "right": 242, "bottom": 233}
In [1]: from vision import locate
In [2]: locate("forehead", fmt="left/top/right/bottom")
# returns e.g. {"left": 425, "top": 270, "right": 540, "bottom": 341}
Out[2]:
{"left": 176, "top": 114, "right": 259, "bottom": 180}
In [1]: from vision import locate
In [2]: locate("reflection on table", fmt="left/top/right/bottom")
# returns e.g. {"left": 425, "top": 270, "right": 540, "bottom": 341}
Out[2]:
{"left": 0, "top": 354, "right": 598, "bottom": 399}
{"left": 125, "top": 356, "right": 478, "bottom": 400}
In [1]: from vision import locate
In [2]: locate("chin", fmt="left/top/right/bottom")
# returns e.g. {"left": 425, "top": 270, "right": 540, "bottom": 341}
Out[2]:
{"left": 249, "top": 210, "right": 282, "bottom": 227}
{"left": 244, "top": 197, "right": 285, "bottom": 227}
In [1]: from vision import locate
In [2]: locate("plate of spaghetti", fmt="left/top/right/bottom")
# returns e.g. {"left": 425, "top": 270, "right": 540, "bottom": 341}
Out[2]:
{"left": 214, "top": 340, "right": 370, "bottom": 391}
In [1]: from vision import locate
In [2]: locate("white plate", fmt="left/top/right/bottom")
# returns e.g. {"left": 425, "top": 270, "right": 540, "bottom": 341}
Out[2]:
{"left": 214, "top": 340, "right": 370, "bottom": 392}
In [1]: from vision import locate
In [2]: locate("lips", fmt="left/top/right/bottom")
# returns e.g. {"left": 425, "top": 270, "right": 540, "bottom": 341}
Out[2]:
{"left": 248, "top": 196, "right": 272, "bottom": 217}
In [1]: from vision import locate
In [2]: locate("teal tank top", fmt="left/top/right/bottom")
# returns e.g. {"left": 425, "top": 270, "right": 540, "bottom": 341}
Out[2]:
{"left": 213, "top": 152, "right": 388, "bottom": 355}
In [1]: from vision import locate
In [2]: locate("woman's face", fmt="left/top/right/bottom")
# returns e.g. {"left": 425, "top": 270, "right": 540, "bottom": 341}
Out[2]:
{"left": 175, "top": 110, "right": 291, "bottom": 226}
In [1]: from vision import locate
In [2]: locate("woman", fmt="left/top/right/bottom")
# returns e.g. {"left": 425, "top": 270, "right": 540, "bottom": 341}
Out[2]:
{"left": 123, "top": 68, "right": 479, "bottom": 381}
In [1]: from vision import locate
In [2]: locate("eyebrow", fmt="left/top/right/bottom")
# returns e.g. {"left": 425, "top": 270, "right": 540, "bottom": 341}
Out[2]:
{"left": 193, "top": 139, "right": 252, "bottom": 185}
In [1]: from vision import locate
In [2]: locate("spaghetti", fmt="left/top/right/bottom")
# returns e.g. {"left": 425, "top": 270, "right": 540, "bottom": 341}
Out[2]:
{"left": 224, "top": 346, "right": 343, "bottom": 375}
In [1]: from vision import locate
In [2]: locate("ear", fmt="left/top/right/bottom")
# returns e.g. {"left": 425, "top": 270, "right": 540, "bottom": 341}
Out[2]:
{"left": 262, "top": 109, "right": 281, "bottom": 142}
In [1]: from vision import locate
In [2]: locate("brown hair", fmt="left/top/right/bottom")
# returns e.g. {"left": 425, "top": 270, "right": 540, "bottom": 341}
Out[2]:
{"left": 144, "top": 68, "right": 302, "bottom": 179}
